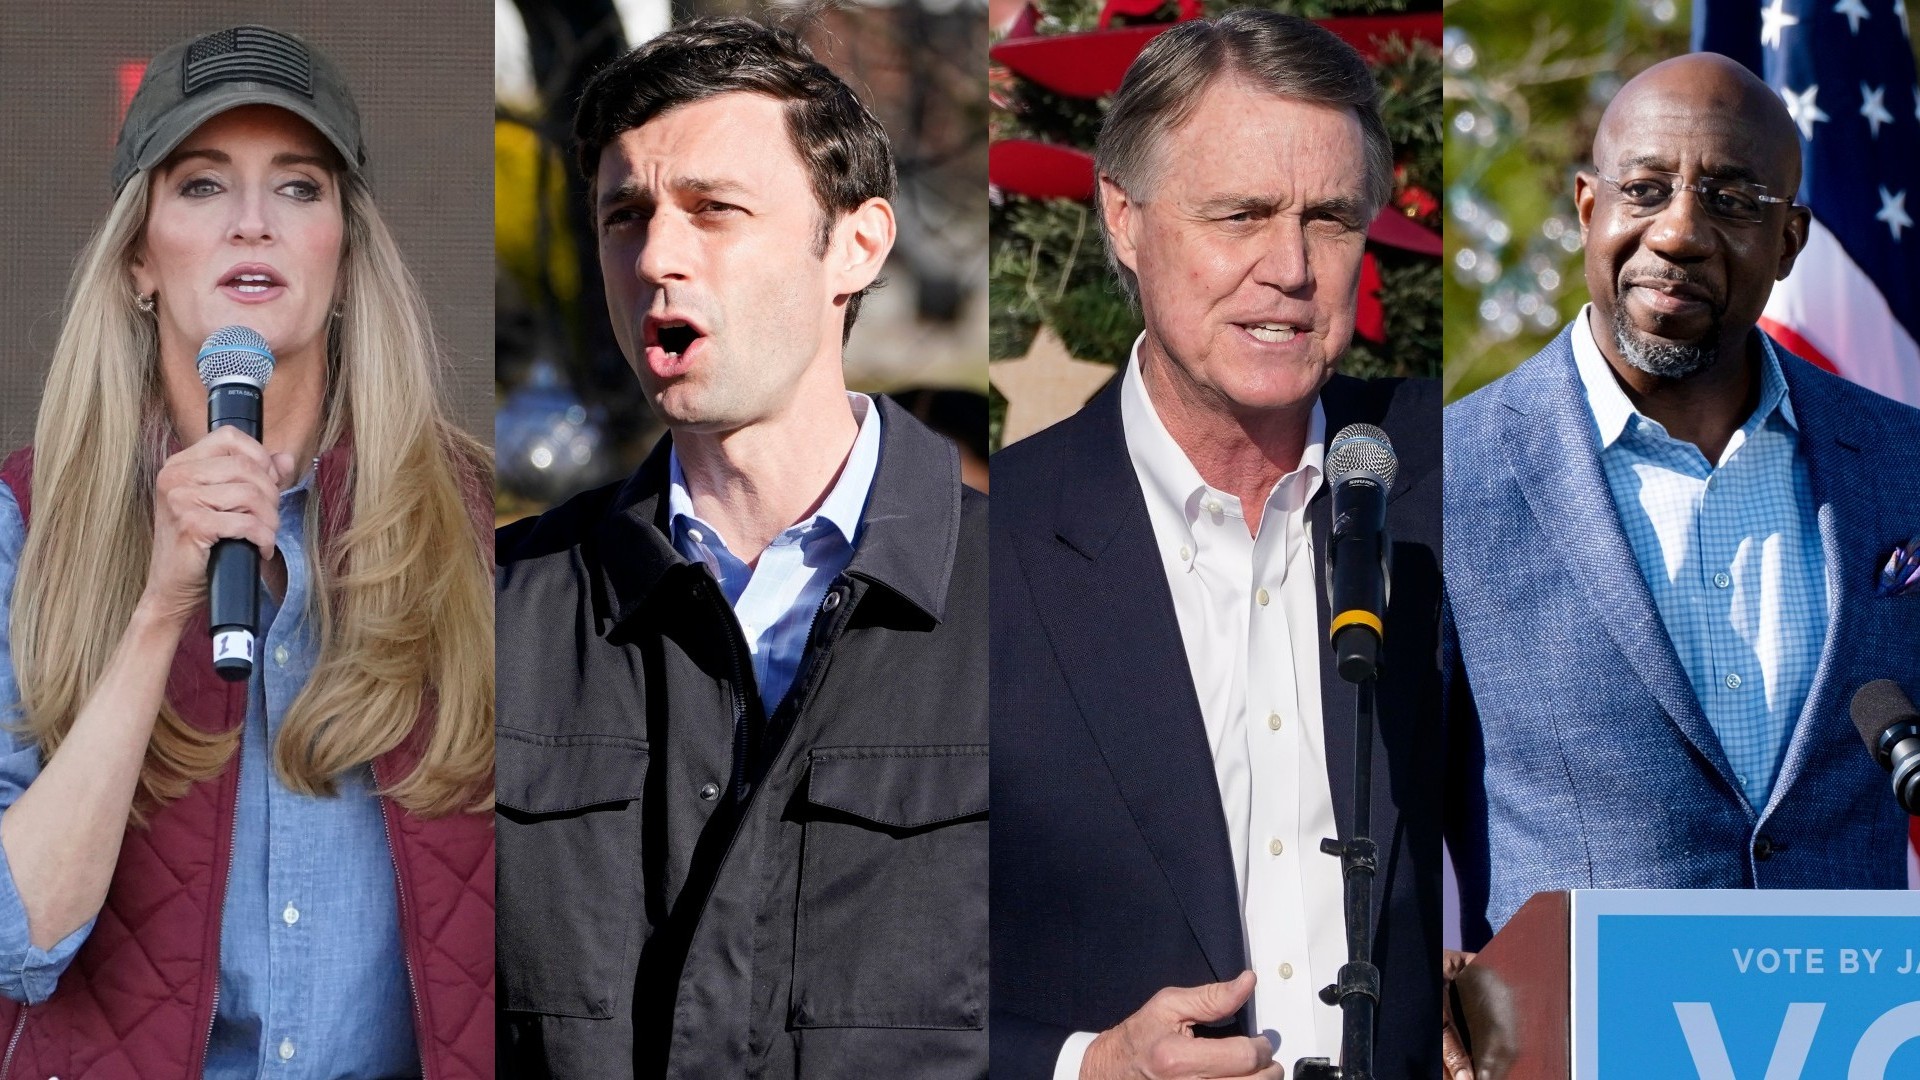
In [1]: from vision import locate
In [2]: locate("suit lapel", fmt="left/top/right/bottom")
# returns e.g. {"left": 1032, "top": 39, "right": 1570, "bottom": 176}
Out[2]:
{"left": 1017, "top": 380, "right": 1249, "bottom": 984}
{"left": 1764, "top": 358, "right": 1875, "bottom": 813}
{"left": 1497, "top": 330, "right": 1739, "bottom": 787}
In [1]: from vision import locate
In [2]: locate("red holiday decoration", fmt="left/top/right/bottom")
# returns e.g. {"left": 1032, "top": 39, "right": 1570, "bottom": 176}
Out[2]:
{"left": 990, "top": 140, "right": 1095, "bottom": 201}
{"left": 1357, "top": 252, "right": 1385, "bottom": 343}
{"left": 1097, "top": 0, "right": 1203, "bottom": 30}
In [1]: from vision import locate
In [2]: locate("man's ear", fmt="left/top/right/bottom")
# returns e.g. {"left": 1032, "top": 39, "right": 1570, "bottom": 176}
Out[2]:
{"left": 1099, "top": 175, "right": 1141, "bottom": 279}
{"left": 1573, "top": 170, "right": 1597, "bottom": 247}
{"left": 828, "top": 197, "right": 896, "bottom": 300}
{"left": 1776, "top": 203, "right": 1811, "bottom": 281}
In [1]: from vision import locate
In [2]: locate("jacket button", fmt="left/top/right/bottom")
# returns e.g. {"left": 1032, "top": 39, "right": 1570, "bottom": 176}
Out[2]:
{"left": 1754, "top": 835, "right": 1776, "bottom": 861}
{"left": 822, "top": 590, "right": 842, "bottom": 613}
{"left": 698, "top": 782, "right": 720, "bottom": 801}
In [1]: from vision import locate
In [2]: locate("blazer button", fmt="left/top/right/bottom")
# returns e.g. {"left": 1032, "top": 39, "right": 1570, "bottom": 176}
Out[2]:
{"left": 699, "top": 782, "right": 720, "bottom": 801}
{"left": 1753, "top": 835, "right": 1776, "bottom": 861}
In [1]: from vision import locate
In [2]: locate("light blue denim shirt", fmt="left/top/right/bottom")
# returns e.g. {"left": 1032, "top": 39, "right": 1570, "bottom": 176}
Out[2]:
{"left": 1571, "top": 306, "right": 1828, "bottom": 810}
{"left": 668, "top": 392, "right": 882, "bottom": 714}
{"left": 0, "top": 471, "right": 419, "bottom": 1079}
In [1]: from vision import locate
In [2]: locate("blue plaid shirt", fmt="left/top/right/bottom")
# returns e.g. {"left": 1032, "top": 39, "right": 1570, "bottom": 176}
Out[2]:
{"left": 0, "top": 472, "right": 418, "bottom": 1078}
{"left": 669, "top": 393, "right": 881, "bottom": 714}
{"left": 1571, "top": 307, "right": 1828, "bottom": 808}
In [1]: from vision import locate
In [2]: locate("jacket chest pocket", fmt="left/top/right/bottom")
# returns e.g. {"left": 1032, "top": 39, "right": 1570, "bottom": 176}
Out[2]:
{"left": 496, "top": 732, "right": 649, "bottom": 1019}
{"left": 791, "top": 746, "right": 987, "bottom": 1030}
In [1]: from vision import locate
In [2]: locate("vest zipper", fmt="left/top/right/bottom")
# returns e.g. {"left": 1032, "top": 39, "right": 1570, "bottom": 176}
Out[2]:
{"left": 199, "top": 749, "right": 242, "bottom": 1072}
{"left": 378, "top": 795, "right": 431, "bottom": 1080}
{"left": 0, "top": 1006, "right": 26, "bottom": 1079}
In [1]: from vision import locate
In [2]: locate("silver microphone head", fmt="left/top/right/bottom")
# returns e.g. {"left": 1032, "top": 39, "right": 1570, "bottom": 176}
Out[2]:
{"left": 195, "top": 326, "right": 275, "bottom": 389}
{"left": 1327, "top": 423, "right": 1398, "bottom": 493}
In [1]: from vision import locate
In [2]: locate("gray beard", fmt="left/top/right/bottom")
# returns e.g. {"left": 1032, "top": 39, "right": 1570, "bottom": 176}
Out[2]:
{"left": 1610, "top": 298, "right": 1717, "bottom": 379}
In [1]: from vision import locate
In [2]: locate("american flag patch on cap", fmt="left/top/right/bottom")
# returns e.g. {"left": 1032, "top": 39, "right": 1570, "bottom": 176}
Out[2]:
{"left": 183, "top": 26, "right": 312, "bottom": 97}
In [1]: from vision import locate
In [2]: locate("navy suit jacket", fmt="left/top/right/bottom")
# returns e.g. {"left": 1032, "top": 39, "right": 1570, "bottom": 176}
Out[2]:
{"left": 989, "top": 373, "right": 1445, "bottom": 1080}
{"left": 1444, "top": 326, "right": 1920, "bottom": 950}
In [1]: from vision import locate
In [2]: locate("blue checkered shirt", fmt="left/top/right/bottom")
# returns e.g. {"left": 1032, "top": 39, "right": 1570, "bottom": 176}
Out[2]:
{"left": 669, "top": 393, "right": 881, "bottom": 714}
{"left": 1571, "top": 307, "right": 1828, "bottom": 808}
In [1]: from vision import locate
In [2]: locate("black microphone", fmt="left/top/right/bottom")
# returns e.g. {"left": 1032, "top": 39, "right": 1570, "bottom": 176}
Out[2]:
{"left": 196, "top": 326, "right": 275, "bottom": 682}
{"left": 1851, "top": 679, "right": 1920, "bottom": 816}
{"left": 1325, "top": 424, "right": 1396, "bottom": 683}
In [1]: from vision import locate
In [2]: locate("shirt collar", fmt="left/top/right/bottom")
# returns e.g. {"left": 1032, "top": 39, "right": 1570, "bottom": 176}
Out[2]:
{"left": 1571, "top": 303, "right": 1797, "bottom": 451}
{"left": 1119, "top": 331, "right": 1326, "bottom": 530}
{"left": 667, "top": 392, "right": 881, "bottom": 557}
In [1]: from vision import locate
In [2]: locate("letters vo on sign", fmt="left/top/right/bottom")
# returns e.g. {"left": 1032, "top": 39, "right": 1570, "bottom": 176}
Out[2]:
{"left": 1673, "top": 1001, "right": 1920, "bottom": 1079}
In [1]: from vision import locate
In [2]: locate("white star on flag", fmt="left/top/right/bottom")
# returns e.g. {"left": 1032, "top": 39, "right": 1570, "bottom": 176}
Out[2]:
{"left": 1833, "top": 0, "right": 1870, "bottom": 34}
{"left": 1861, "top": 82, "right": 1895, "bottom": 136}
{"left": 1879, "top": 186, "right": 1912, "bottom": 242}
{"left": 1781, "top": 82, "right": 1830, "bottom": 140}
{"left": 1762, "top": 0, "right": 1801, "bottom": 47}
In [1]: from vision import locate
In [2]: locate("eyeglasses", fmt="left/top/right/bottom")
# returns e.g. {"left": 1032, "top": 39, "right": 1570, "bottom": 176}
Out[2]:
{"left": 1594, "top": 170, "right": 1794, "bottom": 224}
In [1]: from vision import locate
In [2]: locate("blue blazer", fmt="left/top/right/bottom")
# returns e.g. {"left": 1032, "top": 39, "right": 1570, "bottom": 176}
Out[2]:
{"left": 1443, "top": 326, "right": 1920, "bottom": 950}
{"left": 989, "top": 374, "right": 1445, "bottom": 1080}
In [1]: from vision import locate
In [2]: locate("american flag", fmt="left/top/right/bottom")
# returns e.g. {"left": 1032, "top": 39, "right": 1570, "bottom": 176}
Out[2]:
{"left": 1695, "top": 0, "right": 1920, "bottom": 877}
{"left": 1694, "top": 0, "right": 1920, "bottom": 401}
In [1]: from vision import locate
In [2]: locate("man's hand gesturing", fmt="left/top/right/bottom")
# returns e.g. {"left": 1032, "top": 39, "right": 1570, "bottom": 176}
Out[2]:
{"left": 1081, "top": 970, "right": 1283, "bottom": 1080}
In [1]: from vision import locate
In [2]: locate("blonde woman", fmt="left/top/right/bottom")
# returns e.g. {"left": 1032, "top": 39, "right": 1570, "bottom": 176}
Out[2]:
{"left": 0, "top": 26, "right": 492, "bottom": 1078}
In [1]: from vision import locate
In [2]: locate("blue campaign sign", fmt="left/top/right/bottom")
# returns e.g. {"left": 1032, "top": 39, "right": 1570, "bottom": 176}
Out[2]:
{"left": 1572, "top": 891, "right": 1920, "bottom": 1080}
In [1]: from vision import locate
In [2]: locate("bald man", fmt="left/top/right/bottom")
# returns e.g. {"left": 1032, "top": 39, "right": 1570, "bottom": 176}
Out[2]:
{"left": 1443, "top": 45, "right": 1920, "bottom": 968}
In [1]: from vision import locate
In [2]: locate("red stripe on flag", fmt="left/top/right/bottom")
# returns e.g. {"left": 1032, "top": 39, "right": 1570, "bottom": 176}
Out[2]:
{"left": 1757, "top": 317, "right": 1840, "bottom": 375}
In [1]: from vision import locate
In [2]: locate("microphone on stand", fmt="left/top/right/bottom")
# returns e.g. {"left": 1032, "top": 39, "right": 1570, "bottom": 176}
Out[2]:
{"left": 196, "top": 326, "right": 275, "bottom": 682}
{"left": 1851, "top": 679, "right": 1920, "bottom": 816}
{"left": 1325, "top": 424, "right": 1397, "bottom": 683}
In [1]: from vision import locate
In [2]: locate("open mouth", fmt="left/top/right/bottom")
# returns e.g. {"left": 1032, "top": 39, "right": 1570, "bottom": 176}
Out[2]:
{"left": 657, "top": 321, "right": 699, "bottom": 356}
{"left": 220, "top": 266, "right": 286, "bottom": 295}
{"left": 1242, "top": 322, "right": 1299, "bottom": 344}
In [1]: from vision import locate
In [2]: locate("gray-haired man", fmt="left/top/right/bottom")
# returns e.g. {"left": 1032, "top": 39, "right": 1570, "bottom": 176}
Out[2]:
{"left": 989, "top": 10, "right": 1444, "bottom": 1080}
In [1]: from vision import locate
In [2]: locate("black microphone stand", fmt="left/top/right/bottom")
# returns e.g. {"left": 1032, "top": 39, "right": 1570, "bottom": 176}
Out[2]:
{"left": 1294, "top": 666, "right": 1380, "bottom": 1080}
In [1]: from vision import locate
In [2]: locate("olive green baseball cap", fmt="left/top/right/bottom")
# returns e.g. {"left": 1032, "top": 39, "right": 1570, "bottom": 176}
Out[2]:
{"left": 110, "top": 25, "right": 364, "bottom": 193}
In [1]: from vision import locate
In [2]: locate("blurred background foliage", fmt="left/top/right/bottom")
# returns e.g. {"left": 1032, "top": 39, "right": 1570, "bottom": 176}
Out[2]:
{"left": 1442, "top": 0, "right": 1920, "bottom": 402}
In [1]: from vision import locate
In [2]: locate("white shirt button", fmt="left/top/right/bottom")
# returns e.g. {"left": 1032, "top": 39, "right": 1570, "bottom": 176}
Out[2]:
{"left": 1178, "top": 545, "right": 1191, "bottom": 562}
{"left": 1257, "top": 588, "right": 1271, "bottom": 607}
{"left": 282, "top": 902, "right": 299, "bottom": 926}
{"left": 1713, "top": 571, "right": 1732, "bottom": 589}
{"left": 278, "top": 1038, "right": 296, "bottom": 1061}
{"left": 687, "top": 528, "right": 704, "bottom": 544}
{"left": 1279, "top": 962, "right": 1294, "bottom": 979}
{"left": 1267, "top": 712, "right": 1282, "bottom": 731}
{"left": 1203, "top": 497, "right": 1223, "bottom": 515}
{"left": 273, "top": 645, "right": 290, "bottom": 667}
{"left": 1725, "top": 673, "right": 1743, "bottom": 689}
{"left": 1268, "top": 837, "right": 1285, "bottom": 856}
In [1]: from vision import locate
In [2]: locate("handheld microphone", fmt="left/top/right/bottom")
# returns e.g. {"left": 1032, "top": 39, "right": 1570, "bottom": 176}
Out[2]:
{"left": 196, "top": 326, "right": 275, "bottom": 683}
{"left": 1850, "top": 679, "right": 1920, "bottom": 816}
{"left": 1325, "top": 424, "right": 1396, "bottom": 683}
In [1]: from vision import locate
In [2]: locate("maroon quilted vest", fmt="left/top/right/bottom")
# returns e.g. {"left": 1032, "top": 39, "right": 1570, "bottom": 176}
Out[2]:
{"left": 0, "top": 444, "right": 495, "bottom": 1080}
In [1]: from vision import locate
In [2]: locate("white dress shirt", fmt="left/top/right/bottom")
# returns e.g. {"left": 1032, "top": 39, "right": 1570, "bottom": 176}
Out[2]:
{"left": 1053, "top": 336, "right": 1347, "bottom": 1078}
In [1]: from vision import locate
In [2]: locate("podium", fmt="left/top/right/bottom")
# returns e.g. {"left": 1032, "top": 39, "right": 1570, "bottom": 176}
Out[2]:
{"left": 1454, "top": 890, "right": 1920, "bottom": 1080}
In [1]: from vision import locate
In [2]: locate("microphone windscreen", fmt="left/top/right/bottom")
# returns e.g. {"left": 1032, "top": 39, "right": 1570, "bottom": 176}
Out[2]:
{"left": 196, "top": 326, "right": 275, "bottom": 388}
{"left": 1328, "top": 423, "right": 1397, "bottom": 492}
{"left": 1851, "top": 679, "right": 1920, "bottom": 750}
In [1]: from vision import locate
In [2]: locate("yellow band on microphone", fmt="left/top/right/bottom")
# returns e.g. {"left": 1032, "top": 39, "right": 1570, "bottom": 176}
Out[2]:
{"left": 1329, "top": 610, "right": 1383, "bottom": 641}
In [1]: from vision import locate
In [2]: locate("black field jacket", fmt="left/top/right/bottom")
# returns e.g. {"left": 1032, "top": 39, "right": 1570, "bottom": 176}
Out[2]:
{"left": 495, "top": 397, "right": 989, "bottom": 1079}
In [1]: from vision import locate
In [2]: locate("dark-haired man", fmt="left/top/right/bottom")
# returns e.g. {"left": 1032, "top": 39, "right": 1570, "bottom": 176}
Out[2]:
{"left": 494, "top": 18, "right": 987, "bottom": 1079}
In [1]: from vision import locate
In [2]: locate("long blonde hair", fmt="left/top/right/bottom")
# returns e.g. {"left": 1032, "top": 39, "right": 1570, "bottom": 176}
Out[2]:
{"left": 12, "top": 169, "right": 493, "bottom": 820}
